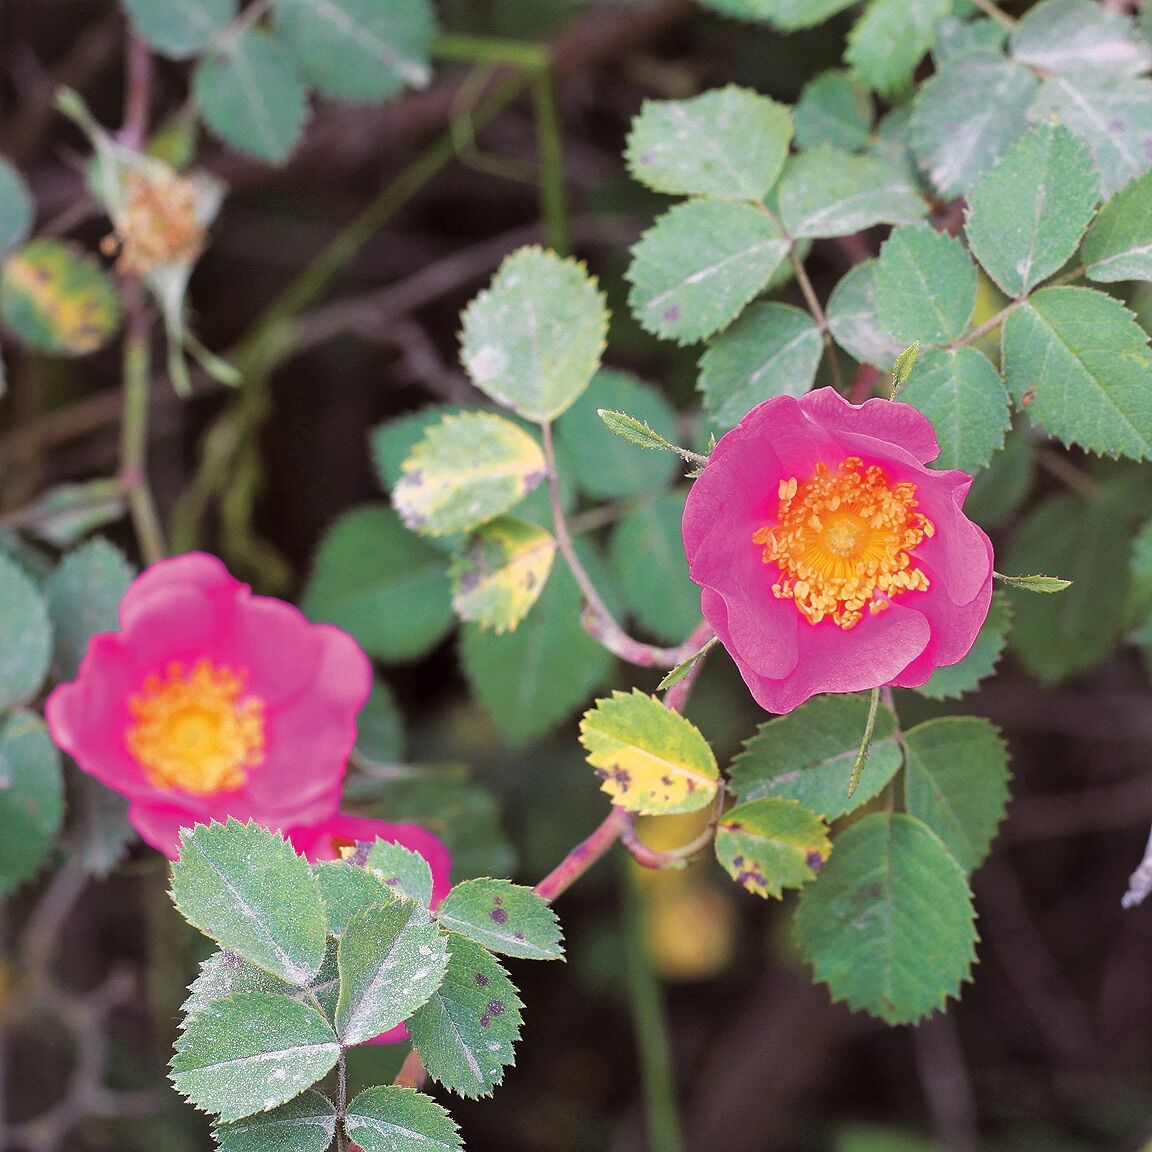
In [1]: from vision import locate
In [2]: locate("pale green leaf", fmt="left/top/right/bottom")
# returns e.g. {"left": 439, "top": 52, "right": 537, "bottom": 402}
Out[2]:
{"left": 794, "top": 812, "right": 977, "bottom": 1024}
{"left": 44, "top": 537, "right": 134, "bottom": 679}
{"left": 1083, "top": 169, "right": 1152, "bottom": 282}
{"left": 556, "top": 369, "right": 680, "bottom": 499}
{"left": 965, "top": 123, "right": 1099, "bottom": 298}
{"left": 729, "top": 694, "right": 902, "bottom": 821}
{"left": 777, "top": 147, "right": 926, "bottom": 239}
{"left": 903, "top": 716, "right": 1010, "bottom": 872}
{"left": 910, "top": 54, "right": 1039, "bottom": 198}
{"left": 625, "top": 85, "right": 792, "bottom": 201}
{"left": 690, "top": 0, "right": 856, "bottom": 28}
{"left": 608, "top": 491, "right": 700, "bottom": 646}
{"left": 697, "top": 302, "right": 822, "bottom": 428}
{"left": 0, "top": 239, "right": 121, "bottom": 355}
{"left": 344, "top": 1086, "right": 462, "bottom": 1152}
{"left": 994, "top": 571, "right": 1073, "bottom": 593}
{"left": 193, "top": 29, "right": 308, "bottom": 164}
{"left": 933, "top": 16, "right": 1006, "bottom": 64}
{"left": 460, "top": 246, "right": 607, "bottom": 422}
{"left": 0, "top": 157, "right": 33, "bottom": 256}
{"left": 302, "top": 506, "right": 454, "bottom": 664}
{"left": 0, "top": 712, "right": 64, "bottom": 897}
{"left": 215, "top": 1090, "right": 337, "bottom": 1152}
{"left": 1031, "top": 70, "right": 1152, "bottom": 198}
{"left": 171, "top": 820, "right": 328, "bottom": 986}
{"left": 626, "top": 199, "right": 789, "bottom": 344}
{"left": 181, "top": 951, "right": 299, "bottom": 1026}
{"left": 314, "top": 860, "right": 399, "bottom": 938}
{"left": 0, "top": 553, "right": 51, "bottom": 710}
{"left": 657, "top": 636, "right": 718, "bottom": 692}
{"left": 393, "top": 411, "right": 545, "bottom": 537}
{"left": 898, "top": 347, "right": 1010, "bottom": 473}
{"left": 1002, "top": 286, "right": 1152, "bottom": 460}
{"left": 890, "top": 342, "right": 921, "bottom": 394}
{"left": 1011, "top": 0, "right": 1151, "bottom": 76}
{"left": 715, "top": 797, "right": 830, "bottom": 899}
{"left": 122, "top": 0, "right": 236, "bottom": 58}
{"left": 336, "top": 902, "right": 449, "bottom": 1045}
{"left": 408, "top": 937, "right": 523, "bottom": 1099}
{"left": 846, "top": 0, "right": 951, "bottom": 97}
{"left": 365, "top": 839, "right": 437, "bottom": 907}
{"left": 436, "top": 878, "right": 563, "bottom": 960}
{"left": 13, "top": 479, "right": 126, "bottom": 549}
{"left": 874, "top": 227, "right": 977, "bottom": 346}
{"left": 917, "top": 591, "right": 1012, "bottom": 699}
{"left": 826, "top": 260, "right": 904, "bottom": 370}
{"left": 171, "top": 993, "right": 340, "bottom": 1123}
{"left": 794, "top": 71, "right": 873, "bottom": 154}
{"left": 272, "top": 0, "right": 434, "bottom": 101}
{"left": 579, "top": 689, "right": 719, "bottom": 815}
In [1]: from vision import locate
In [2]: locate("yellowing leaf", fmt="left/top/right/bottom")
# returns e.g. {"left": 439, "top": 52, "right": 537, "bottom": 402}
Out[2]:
{"left": 715, "top": 798, "right": 830, "bottom": 899}
{"left": 578, "top": 689, "right": 718, "bottom": 815}
{"left": 393, "top": 411, "right": 546, "bottom": 537}
{"left": 449, "top": 517, "right": 556, "bottom": 633}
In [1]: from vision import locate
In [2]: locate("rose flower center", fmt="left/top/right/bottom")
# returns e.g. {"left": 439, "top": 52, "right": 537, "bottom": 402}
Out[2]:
{"left": 753, "top": 456, "right": 934, "bottom": 630}
{"left": 126, "top": 659, "right": 265, "bottom": 794}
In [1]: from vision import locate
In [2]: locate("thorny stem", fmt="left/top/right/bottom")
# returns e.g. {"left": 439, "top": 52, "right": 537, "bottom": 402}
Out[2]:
{"left": 335, "top": 1051, "right": 348, "bottom": 1151}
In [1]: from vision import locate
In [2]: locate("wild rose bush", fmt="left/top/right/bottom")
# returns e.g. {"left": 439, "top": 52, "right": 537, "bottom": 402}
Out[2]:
{"left": 5, "top": 1, "right": 1152, "bottom": 1149}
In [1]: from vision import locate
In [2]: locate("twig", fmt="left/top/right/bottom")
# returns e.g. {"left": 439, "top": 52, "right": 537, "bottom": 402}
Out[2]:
{"left": 117, "top": 32, "right": 152, "bottom": 150}
{"left": 1036, "top": 447, "right": 1100, "bottom": 498}
{"left": 787, "top": 246, "right": 845, "bottom": 394}
{"left": 534, "top": 807, "right": 631, "bottom": 902}
{"left": 912, "top": 1013, "right": 978, "bottom": 1152}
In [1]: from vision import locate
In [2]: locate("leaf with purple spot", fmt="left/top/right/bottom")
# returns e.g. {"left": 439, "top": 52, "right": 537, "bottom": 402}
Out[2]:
{"left": 435, "top": 878, "right": 563, "bottom": 961}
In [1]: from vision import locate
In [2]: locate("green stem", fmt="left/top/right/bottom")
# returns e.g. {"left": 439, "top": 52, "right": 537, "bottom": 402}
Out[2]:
{"left": 532, "top": 66, "right": 568, "bottom": 254}
{"left": 432, "top": 32, "right": 548, "bottom": 69}
{"left": 622, "top": 864, "right": 683, "bottom": 1152}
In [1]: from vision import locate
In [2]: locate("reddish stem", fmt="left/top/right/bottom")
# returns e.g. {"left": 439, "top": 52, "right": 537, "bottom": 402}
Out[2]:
{"left": 119, "top": 33, "right": 153, "bottom": 150}
{"left": 533, "top": 808, "right": 631, "bottom": 903}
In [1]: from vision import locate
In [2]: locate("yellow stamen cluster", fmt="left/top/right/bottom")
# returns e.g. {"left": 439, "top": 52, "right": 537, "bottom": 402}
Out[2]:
{"left": 102, "top": 168, "right": 205, "bottom": 275}
{"left": 126, "top": 660, "right": 265, "bottom": 794}
{"left": 753, "top": 456, "right": 933, "bottom": 630}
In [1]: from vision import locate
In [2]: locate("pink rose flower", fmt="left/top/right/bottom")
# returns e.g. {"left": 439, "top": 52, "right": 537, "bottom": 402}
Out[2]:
{"left": 683, "top": 388, "right": 994, "bottom": 714}
{"left": 45, "top": 552, "right": 372, "bottom": 858}
{"left": 288, "top": 811, "right": 454, "bottom": 1046}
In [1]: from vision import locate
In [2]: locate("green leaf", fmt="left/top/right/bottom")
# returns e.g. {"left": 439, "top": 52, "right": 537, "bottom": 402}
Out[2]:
{"left": 889, "top": 341, "right": 921, "bottom": 395}
{"left": 578, "top": 689, "right": 719, "bottom": 816}
{"left": 594, "top": 409, "right": 695, "bottom": 461}
{"left": 171, "top": 820, "right": 328, "bottom": 986}
{"left": 1002, "top": 286, "right": 1152, "bottom": 460}
{"left": 393, "top": 411, "right": 546, "bottom": 537}
{"left": 715, "top": 797, "right": 830, "bottom": 899}
{"left": 609, "top": 491, "right": 700, "bottom": 646}
{"left": 215, "top": 1090, "right": 337, "bottom": 1152}
{"left": 315, "top": 859, "right": 399, "bottom": 937}
{"left": 910, "top": 54, "right": 1038, "bottom": 198}
{"left": 458, "top": 549, "right": 616, "bottom": 747}
{"left": 0, "top": 553, "right": 50, "bottom": 710}
{"left": 898, "top": 347, "right": 1010, "bottom": 474}
{"left": 1082, "top": 168, "right": 1152, "bottom": 283}
{"left": 873, "top": 227, "right": 977, "bottom": 346}
{"left": 0, "top": 712, "right": 64, "bottom": 897}
{"left": 933, "top": 15, "right": 1006, "bottom": 64}
{"left": 122, "top": 0, "right": 236, "bottom": 58}
{"left": 336, "top": 902, "right": 449, "bottom": 1044}
{"left": 193, "top": 29, "right": 308, "bottom": 164}
{"left": 965, "top": 123, "right": 1099, "bottom": 299}
{"left": 356, "top": 678, "right": 405, "bottom": 764}
{"left": 366, "top": 839, "right": 437, "bottom": 907}
{"left": 0, "top": 157, "right": 34, "bottom": 256}
{"left": 555, "top": 370, "right": 680, "bottom": 500}
{"left": 272, "top": 0, "right": 434, "bottom": 102}
{"left": 777, "top": 147, "right": 926, "bottom": 240}
{"left": 181, "top": 950, "right": 300, "bottom": 1026}
{"left": 1010, "top": 0, "right": 1151, "bottom": 76}
{"left": 460, "top": 246, "right": 608, "bottom": 422}
{"left": 846, "top": 0, "right": 951, "bottom": 97}
{"left": 1004, "top": 487, "right": 1131, "bottom": 681}
{"left": 44, "top": 537, "right": 134, "bottom": 679}
{"left": 625, "top": 85, "right": 792, "bottom": 201}
{"left": 794, "top": 71, "right": 873, "bottom": 154}
{"left": 302, "top": 506, "right": 454, "bottom": 664}
{"left": 903, "top": 716, "right": 1010, "bottom": 872}
{"left": 964, "top": 424, "right": 1035, "bottom": 529}
{"left": 436, "top": 877, "right": 563, "bottom": 960}
{"left": 690, "top": 0, "right": 856, "bottom": 29}
{"left": 171, "top": 993, "right": 340, "bottom": 1123}
{"left": 657, "top": 636, "right": 718, "bottom": 692}
{"left": 449, "top": 517, "right": 555, "bottom": 634}
{"left": 13, "top": 479, "right": 126, "bottom": 549}
{"left": 344, "top": 1086, "right": 462, "bottom": 1152}
{"left": 994, "top": 571, "right": 1073, "bottom": 593}
{"left": 826, "top": 259, "right": 904, "bottom": 370}
{"left": 729, "top": 694, "right": 902, "bottom": 821}
{"left": 697, "top": 302, "right": 822, "bottom": 428}
{"left": 408, "top": 936, "right": 523, "bottom": 1098}
{"left": 626, "top": 199, "right": 788, "bottom": 344}
{"left": 794, "top": 812, "right": 977, "bottom": 1024}
{"left": 61, "top": 765, "right": 135, "bottom": 878}
{"left": 0, "top": 239, "right": 121, "bottom": 355}
{"left": 1030, "top": 70, "right": 1152, "bottom": 198}
{"left": 917, "top": 591, "right": 1012, "bottom": 699}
